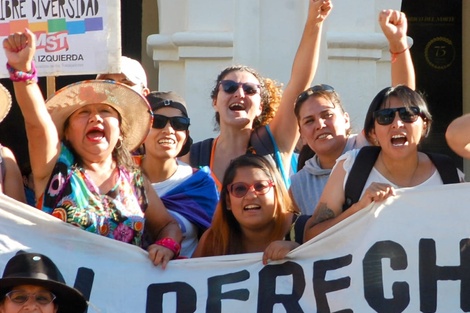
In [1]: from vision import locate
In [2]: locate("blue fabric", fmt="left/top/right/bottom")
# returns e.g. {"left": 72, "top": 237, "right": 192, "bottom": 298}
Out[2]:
{"left": 160, "top": 166, "right": 218, "bottom": 230}
{"left": 265, "top": 125, "right": 291, "bottom": 188}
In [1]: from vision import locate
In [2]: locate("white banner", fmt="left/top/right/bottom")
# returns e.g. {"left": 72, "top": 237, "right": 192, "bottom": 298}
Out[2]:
{"left": 0, "top": 1, "right": 121, "bottom": 77}
{"left": 1, "top": 183, "right": 470, "bottom": 312}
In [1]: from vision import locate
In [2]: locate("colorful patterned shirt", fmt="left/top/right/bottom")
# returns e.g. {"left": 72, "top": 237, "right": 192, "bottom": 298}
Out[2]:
{"left": 38, "top": 143, "right": 148, "bottom": 247}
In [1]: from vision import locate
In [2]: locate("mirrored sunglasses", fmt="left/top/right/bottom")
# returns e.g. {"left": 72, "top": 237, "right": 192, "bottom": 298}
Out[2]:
{"left": 227, "top": 180, "right": 275, "bottom": 198}
{"left": 373, "top": 106, "right": 421, "bottom": 126}
{"left": 219, "top": 80, "right": 261, "bottom": 96}
{"left": 152, "top": 114, "right": 190, "bottom": 131}
{"left": 6, "top": 290, "right": 56, "bottom": 305}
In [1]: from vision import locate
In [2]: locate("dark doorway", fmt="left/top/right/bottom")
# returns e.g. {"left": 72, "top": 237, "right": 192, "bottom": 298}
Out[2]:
{"left": 401, "top": 0, "right": 463, "bottom": 169}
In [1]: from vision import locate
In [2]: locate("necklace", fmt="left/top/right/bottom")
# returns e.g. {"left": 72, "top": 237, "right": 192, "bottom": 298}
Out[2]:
{"left": 379, "top": 153, "right": 420, "bottom": 187}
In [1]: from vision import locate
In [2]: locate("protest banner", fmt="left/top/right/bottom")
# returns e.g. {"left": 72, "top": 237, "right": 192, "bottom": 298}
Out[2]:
{"left": 0, "top": 0, "right": 120, "bottom": 77}
{"left": 1, "top": 182, "right": 470, "bottom": 312}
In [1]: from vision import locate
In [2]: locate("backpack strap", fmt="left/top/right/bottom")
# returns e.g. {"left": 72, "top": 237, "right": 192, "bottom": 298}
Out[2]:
{"left": 189, "top": 138, "right": 214, "bottom": 168}
{"left": 250, "top": 126, "right": 274, "bottom": 156}
{"left": 343, "top": 147, "right": 460, "bottom": 212}
{"left": 286, "top": 213, "right": 311, "bottom": 245}
{"left": 251, "top": 126, "right": 292, "bottom": 187}
{"left": 343, "top": 146, "right": 381, "bottom": 212}
{"left": 424, "top": 152, "right": 460, "bottom": 184}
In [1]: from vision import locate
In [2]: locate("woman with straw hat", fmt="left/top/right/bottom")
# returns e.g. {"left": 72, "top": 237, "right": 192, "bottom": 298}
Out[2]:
{"left": 0, "top": 251, "right": 87, "bottom": 313}
{"left": 3, "top": 29, "right": 182, "bottom": 268}
{"left": 0, "top": 83, "right": 26, "bottom": 203}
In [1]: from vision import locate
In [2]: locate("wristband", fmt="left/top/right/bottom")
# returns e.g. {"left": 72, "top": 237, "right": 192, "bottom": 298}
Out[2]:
{"left": 6, "top": 61, "right": 38, "bottom": 84}
{"left": 389, "top": 46, "right": 410, "bottom": 64}
{"left": 155, "top": 237, "right": 181, "bottom": 259}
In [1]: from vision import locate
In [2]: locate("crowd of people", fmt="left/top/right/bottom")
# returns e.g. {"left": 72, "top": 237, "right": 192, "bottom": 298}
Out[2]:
{"left": 0, "top": 0, "right": 468, "bottom": 307}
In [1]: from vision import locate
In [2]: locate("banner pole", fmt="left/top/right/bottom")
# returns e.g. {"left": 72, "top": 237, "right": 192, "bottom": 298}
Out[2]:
{"left": 46, "top": 76, "right": 56, "bottom": 98}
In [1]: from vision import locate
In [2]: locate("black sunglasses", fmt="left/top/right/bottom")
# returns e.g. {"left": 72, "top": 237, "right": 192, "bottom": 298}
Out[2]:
{"left": 152, "top": 114, "right": 190, "bottom": 131}
{"left": 219, "top": 80, "right": 261, "bottom": 96}
{"left": 373, "top": 107, "right": 421, "bottom": 126}
{"left": 295, "top": 84, "right": 335, "bottom": 105}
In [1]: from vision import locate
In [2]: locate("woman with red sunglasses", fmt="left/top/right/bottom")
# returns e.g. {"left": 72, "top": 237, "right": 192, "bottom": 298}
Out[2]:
{"left": 304, "top": 85, "right": 463, "bottom": 241}
{"left": 182, "top": 0, "right": 333, "bottom": 191}
{"left": 193, "top": 154, "right": 305, "bottom": 264}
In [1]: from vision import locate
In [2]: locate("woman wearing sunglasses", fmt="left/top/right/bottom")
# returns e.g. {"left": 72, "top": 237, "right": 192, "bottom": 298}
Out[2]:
{"left": 139, "top": 91, "right": 218, "bottom": 258}
{"left": 3, "top": 30, "right": 182, "bottom": 268}
{"left": 304, "top": 85, "right": 463, "bottom": 241}
{"left": 0, "top": 251, "right": 87, "bottom": 313}
{"left": 289, "top": 9, "right": 416, "bottom": 216}
{"left": 193, "top": 154, "right": 305, "bottom": 264}
{"left": 183, "top": 0, "right": 333, "bottom": 191}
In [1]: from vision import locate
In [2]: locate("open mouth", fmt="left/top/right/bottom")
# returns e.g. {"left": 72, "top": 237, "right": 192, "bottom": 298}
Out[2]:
{"left": 391, "top": 134, "right": 408, "bottom": 146}
{"left": 317, "top": 133, "right": 333, "bottom": 140}
{"left": 244, "top": 204, "right": 261, "bottom": 211}
{"left": 86, "top": 129, "right": 105, "bottom": 141}
{"left": 229, "top": 103, "right": 246, "bottom": 111}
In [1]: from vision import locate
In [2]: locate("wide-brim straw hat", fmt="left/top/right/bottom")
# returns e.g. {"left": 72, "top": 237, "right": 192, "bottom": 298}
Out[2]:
{"left": 0, "top": 83, "right": 12, "bottom": 123}
{"left": 0, "top": 251, "right": 87, "bottom": 313}
{"left": 46, "top": 80, "right": 153, "bottom": 151}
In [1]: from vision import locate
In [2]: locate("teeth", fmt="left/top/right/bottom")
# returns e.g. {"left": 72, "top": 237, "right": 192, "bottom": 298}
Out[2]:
{"left": 391, "top": 134, "right": 407, "bottom": 146}
{"left": 229, "top": 103, "right": 245, "bottom": 110}
{"left": 158, "top": 139, "right": 175, "bottom": 144}
{"left": 244, "top": 204, "right": 260, "bottom": 210}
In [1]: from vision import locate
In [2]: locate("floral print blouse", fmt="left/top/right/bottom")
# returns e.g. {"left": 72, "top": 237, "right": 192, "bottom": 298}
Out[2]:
{"left": 38, "top": 143, "right": 148, "bottom": 247}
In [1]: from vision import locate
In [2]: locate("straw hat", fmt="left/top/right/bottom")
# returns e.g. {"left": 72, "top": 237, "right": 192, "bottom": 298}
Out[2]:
{"left": 46, "top": 80, "right": 153, "bottom": 151}
{"left": 0, "top": 251, "right": 87, "bottom": 313}
{"left": 0, "top": 83, "right": 12, "bottom": 123}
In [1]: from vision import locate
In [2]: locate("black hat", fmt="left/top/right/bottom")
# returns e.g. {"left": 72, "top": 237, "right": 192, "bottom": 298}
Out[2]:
{"left": 0, "top": 251, "right": 87, "bottom": 313}
{"left": 146, "top": 91, "right": 193, "bottom": 157}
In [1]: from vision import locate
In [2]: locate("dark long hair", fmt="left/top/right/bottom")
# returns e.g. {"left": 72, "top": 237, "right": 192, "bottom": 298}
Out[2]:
{"left": 363, "top": 85, "right": 432, "bottom": 144}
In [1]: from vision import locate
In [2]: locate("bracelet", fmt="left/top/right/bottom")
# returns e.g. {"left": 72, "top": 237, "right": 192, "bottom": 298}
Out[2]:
{"left": 389, "top": 46, "right": 410, "bottom": 64}
{"left": 6, "top": 61, "right": 38, "bottom": 84}
{"left": 155, "top": 237, "right": 181, "bottom": 259}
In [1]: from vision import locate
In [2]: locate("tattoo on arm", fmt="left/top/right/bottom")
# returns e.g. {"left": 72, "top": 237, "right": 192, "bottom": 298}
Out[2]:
{"left": 311, "top": 203, "right": 335, "bottom": 227}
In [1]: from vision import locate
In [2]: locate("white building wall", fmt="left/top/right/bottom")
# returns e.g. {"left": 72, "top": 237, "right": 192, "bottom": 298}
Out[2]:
{"left": 148, "top": 0, "right": 402, "bottom": 142}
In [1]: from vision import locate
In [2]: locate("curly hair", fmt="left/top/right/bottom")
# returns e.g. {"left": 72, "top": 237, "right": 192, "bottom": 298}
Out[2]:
{"left": 211, "top": 65, "right": 283, "bottom": 131}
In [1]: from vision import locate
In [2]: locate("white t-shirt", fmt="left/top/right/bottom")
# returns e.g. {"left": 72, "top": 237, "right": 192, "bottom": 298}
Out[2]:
{"left": 151, "top": 160, "right": 198, "bottom": 258}
{"left": 338, "top": 149, "right": 445, "bottom": 200}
